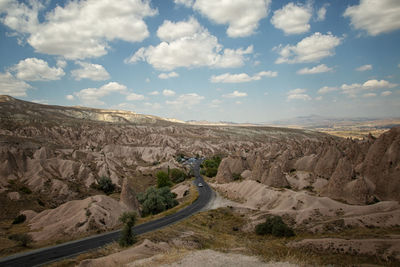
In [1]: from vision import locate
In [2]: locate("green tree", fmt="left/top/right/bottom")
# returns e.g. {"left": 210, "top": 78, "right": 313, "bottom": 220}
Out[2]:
{"left": 170, "top": 168, "right": 187, "bottom": 183}
{"left": 9, "top": 233, "right": 33, "bottom": 247}
{"left": 139, "top": 186, "right": 178, "bottom": 216}
{"left": 97, "top": 176, "right": 116, "bottom": 195}
{"left": 118, "top": 212, "right": 137, "bottom": 247}
{"left": 12, "top": 214, "right": 26, "bottom": 225}
{"left": 156, "top": 171, "right": 172, "bottom": 188}
{"left": 255, "top": 216, "right": 295, "bottom": 237}
{"left": 201, "top": 156, "right": 222, "bottom": 177}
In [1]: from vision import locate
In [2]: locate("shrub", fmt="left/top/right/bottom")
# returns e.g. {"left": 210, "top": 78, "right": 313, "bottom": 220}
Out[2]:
{"left": 156, "top": 171, "right": 172, "bottom": 188}
{"left": 20, "top": 186, "right": 32, "bottom": 194}
{"left": 96, "top": 176, "right": 116, "bottom": 195}
{"left": 255, "top": 216, "right": 295, "bottom": 237}
{"left": 8, "top": 233, "right": 33, "bottom": 247}
{"left": 12, "top": 214, "right": 26, "bottom": 225}
{"left": 201, "top": 156, "right": 222, "bottom": 177}
{"left": 118, "top": 212, "right": 137, "bottom": 247}
{"left": 232, "top": 173, "right": 242, "bottom": 181}
{"left": 139, "top": 186, "right": 178, "bottom": 216}
{"left": 170, "top": 168, "right": 187, "bottom": 184}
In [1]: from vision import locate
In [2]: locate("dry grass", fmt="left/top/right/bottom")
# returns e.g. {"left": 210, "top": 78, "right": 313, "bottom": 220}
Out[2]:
{"left": 321, "top": 129, "right": 388, "bottom": 139}
{"left": 141, "top": 208, "right": 400, "bottom": 266}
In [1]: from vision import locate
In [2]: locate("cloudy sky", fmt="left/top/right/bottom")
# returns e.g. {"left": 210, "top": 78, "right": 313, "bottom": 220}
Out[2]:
{"left": 0, "top": 0, "right": 399, "bottom": 122}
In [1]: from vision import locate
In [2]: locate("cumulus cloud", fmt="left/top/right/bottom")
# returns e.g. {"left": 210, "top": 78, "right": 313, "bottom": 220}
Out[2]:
{"left": 0, "top": 72, "right": 31, "bottom": 96}
{"left": 163, "top": 89, "right": 176, "bottom": 96}
{"left": 222, "top": 90, "right": 247, "bottom": 98}
{"left": 149, "top": 91, "right": 159, "bottom": 95}
{"left": 318, "top": 86, "right": 339, "bottom": 94}
{"left": 0, "top": 0, "right": 157, "bottom": 59}
{"left": 317, "top": 5, "right": 328, "bottom": 21}
{"left": 356, "top": 64, "right": 372, "bottom": 71}
{"left": 363, "top": 93, "right": 376, "bottom": 98}
{"left": 297, "top": 64, "right": 333, "bottom": 75}
{"left": 71, "top": 62, "right": 110, "bottom": 81}
{"left": 126, "top": 17, "right": 253, "bottom": 70}
{"left": 318, "top": 79, "right": 398, "bottom": 97}
{"left": 166, "top": 93, "right": 204, "bottom": 108}
{"left": 158, "top": 72, "right": 179, "bottom": 79}
{"left": 174, "top": 0, "right": 193, "bottom": 7}
{"left": 193, "top": 0, "right": 270, "bottom": 37}
{"left": 126, "top": 92, "right": 145, "bottom": 101}
{"left": 211, "top": 71, "right": 277, "bottom": 83}
{"left": 287, "top": 88, "right": 311, "bottom": 101}
{"left": 381, "top": 91, "right": 392, "bottom": 96}
{"left": 66, "top": 94, "right": 74, "bottom": 100}
{"left": 271, "top": 2, "right": 312, "bottom": 35}
{"left": 343, "top": 0, "right": 400, "bottom": 36}
{"left": 11, "top": 58, "right": 64, "bottom": 81}
{"left": 74, "top": 82, "right": 127, "bottom": 106}
{"left": 274, "top": 32, "right": 342, "bottom": 64}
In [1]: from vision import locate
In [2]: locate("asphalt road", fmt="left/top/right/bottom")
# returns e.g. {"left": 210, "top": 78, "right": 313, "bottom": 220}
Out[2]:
{"left": 0, "top": 159, "right": 212, "bottom": 267}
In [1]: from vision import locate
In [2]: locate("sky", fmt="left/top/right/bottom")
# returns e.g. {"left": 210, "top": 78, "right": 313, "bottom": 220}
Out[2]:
{"left": 0, "top": 0, "right": 399, "bottom": 123}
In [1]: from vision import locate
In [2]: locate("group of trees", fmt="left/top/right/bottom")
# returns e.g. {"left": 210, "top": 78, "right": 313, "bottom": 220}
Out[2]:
{"left": 91, "top": 176, "right": 116, "bottom": 195}
{"left": 200, "top": 156, "right": 221, "bottom": 177}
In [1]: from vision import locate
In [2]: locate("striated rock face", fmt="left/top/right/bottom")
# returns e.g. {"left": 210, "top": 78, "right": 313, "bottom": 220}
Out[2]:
{"left": 215, "top": 156, "right": 246, "bottom": 183}
{"left": 120, "top": 179, "right": 140, "bottom": 214}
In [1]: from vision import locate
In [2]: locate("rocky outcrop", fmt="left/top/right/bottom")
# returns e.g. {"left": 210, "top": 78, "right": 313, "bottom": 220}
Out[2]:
{"left": 215, "top": 156, "right": 246, "bottom": 183}
{"left": 29, "top": 195, "right": 129, "bottom": 241}
{"left": 120, "top": 179, "right": 140, "bottom": 214}
{"left": 262, "top": 165, "right": 289, "bottom": 188}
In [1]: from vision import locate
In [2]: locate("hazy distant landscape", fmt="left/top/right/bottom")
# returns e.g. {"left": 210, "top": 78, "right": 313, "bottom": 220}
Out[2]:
{"left": 1, "top": 0, "right": 400, "bottom": 266}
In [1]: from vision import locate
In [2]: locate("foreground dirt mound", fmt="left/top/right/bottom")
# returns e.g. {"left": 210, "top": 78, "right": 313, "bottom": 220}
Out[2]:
{"left": 29, "top": 195, "right": 129, "bottom": 241}
{"left": 79, "top": 239, "right": 170, "bottom": 267}
{"left": 288, "top": 238, "right": 400, "bottom": 261}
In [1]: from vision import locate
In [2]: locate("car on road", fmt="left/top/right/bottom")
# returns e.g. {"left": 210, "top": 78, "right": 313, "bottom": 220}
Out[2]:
{"left": 198, "top": 182, "right": 203, "bottom": 187}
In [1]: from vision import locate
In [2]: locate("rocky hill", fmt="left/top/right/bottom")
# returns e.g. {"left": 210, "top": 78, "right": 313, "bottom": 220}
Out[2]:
{"left": 0, "top": 95, "right": 399, "bottom": 249}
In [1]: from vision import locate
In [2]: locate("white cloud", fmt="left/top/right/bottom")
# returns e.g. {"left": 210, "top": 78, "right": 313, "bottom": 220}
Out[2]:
{"left": 317, "top": 6, "right": 327, "bottom": 21}
{"left": 74, "top": 82, "right": 127, "bottom": 106}
{"left": 56, "top": 60, "right": 67, "bottom": 68}
{"left": 287, "top": 88, "right": 311, "bottom": 101}
{"left": 149, "top": 91, "right": 159, "bottom": 96}
{"left": 356, "top": 64, "right": 372, "bottom": 71}
{"left": 163, "top": 89, "right": 176, "bottom": 96}
{"left": 363, "top": 79, "right": 397, "bottom": 89}
{"left": 71, "top": 62, "right": 110, "bottom": 81}
{"left": 126, "top": 17, "right": 253, "bottom": 70}
{"left": 274, "top": 32, "right": 342, "bottom": 64}
{"left": 144, "top": 102, "right": 162, "bottom": 110}
{"left": 66, "top": 94, "right": 74, "bottom": 100}
{"left": 318, "top": 86, "right": 339, "bottom": 94}
{"left": 209, "top": 99, "right": 222, "bottom": 108}
{"left": 145, "top": 78, "right": 150, "bottom": 83}
{"left": 211, "top": 71, "right": 277, "bottom": 83}
{"left": 222, "top": 90, "right": 247, "bottom": 98}
{"left": 381, "top": 91, "right": 392, "bottom": 96}
{"left": 315, "top": 96, "right": 323, "bottom": 101}
{"left": 0, "top": 72, "right": 31, "bottom": 97}
{"left": 174, "top": 0, "right": 193, "bottom": 8}
{"left": 126, "top": 92, "right": 145, "bottom": 101}
{"left": 158, "top": 72, "right": 179, "bottom": 79}
{"left": 343, "top": 0, "right": 400, "bottom": 36}
{"left": 11, "top": 58, "right": 64, "bottom": 81}
{"left": 271, "top": 2, "right": 312, "bottom": 35}
{"left": 321, "top": 79, "right": 398, "bottom": 97}
{"left": 166, "top": 93, "right": 204, "bottom": 108}
{"left": 0, "top": 0, "right": 157, "bottom": 59}
{"left": 363, "top": 93, "right": 376, "bottom": 98}
{"left": 193, "top": 0, "right": 271, "bottom": 37}
{"left": 297, "top": 64, "right": 333, "bottom": 75}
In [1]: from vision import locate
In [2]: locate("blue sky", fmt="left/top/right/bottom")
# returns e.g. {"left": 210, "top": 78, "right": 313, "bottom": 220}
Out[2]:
{"left": 0, "top": 0, "right": 399, "bottom": 122}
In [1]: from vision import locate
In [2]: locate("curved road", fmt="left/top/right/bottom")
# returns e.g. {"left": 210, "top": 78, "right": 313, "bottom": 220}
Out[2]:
{"left": 0, "top": 160, "right": 213, "bottom": 267}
